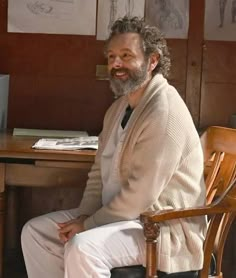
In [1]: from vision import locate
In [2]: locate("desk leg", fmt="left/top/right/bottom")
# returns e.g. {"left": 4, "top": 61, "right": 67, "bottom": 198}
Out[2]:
{"left": 0, "top": 162, "right": 6, "bottom": 278}
{"left": 5, "top": 186, "right": 20, "bottom": 258}
{"left": 0, "top": 193, "right": 6, "bottom": 278}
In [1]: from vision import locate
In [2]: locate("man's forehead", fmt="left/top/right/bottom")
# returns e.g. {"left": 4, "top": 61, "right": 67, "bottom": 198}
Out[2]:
{"left": 108, "top": 33, "right": 142, "bottom": 50}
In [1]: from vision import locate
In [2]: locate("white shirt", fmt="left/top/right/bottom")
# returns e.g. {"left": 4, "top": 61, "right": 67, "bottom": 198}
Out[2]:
{"left": 101, "top": 107, "right": 130, "bottom": 205}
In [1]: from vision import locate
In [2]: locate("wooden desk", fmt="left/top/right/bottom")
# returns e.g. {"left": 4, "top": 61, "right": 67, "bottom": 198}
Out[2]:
{"left": 0, "top": 130, "right": 95, "bottom": 278}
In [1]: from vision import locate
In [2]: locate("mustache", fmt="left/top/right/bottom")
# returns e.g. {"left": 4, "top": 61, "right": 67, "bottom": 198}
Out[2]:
{"left": 110, "top": 68, "right": 130, "bottom": 77}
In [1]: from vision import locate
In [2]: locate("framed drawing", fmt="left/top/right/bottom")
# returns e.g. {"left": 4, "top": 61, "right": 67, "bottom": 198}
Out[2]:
{"left": 8, "top": 0, "right": 97, "bottom": 35}
{"left": 205, "top": 0, "right": 236, "bottom": 41}
{"left": 145, "top": 0, "right": 190, "bottom": 39}
{"left": 97, "top": 0, "right": 145, "bottom": 40}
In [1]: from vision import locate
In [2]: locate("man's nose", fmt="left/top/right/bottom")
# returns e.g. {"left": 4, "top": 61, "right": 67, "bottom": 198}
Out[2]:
{"left": 112, "top": 56, "right": 123, "bottom": 68}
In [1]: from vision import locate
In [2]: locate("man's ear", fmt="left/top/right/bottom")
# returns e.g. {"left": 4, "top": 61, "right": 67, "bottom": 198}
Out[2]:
{"left": 149, "top": 53, "right": 159, "bottom": 72}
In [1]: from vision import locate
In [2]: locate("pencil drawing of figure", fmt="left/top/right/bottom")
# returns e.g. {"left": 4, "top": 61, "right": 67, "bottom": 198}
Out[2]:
{"left": 108, "top": 0, "right": 135, "bottom": 33}
{"left": 218, "top": 0, "right": 236, "bottom": 27}
{"left": 151, "top": 0, "right": 183, "bottom": 30}
{"left": 26, "top": 0, "right": 75, "bottom": 19}
{"left": 108, "top": 0, "right": 118, "bottom": 31}
{"left": 219, "top": 0, "right": 227, "bottom": 27}
{"left": 125, "top": 0, "right": 134, "bottom": 17}
{"left": 232, "top": 0, "right": 236, "bottom": 22}
{"left": 27, "top": 0, "right": 53, "bottom": 15}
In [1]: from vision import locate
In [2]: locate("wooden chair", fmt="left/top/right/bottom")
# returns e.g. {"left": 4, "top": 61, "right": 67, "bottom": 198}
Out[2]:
{"left": 111, "top": 126, "right": 236, "bottom": 278}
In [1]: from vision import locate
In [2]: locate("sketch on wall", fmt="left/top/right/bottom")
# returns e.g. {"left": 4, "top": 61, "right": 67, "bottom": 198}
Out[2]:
{"left": 205, "top": 0, "right": 236, "bottom": 41}
{"left": 145, "top": 0, "right": 189, "bottom": 39}
{"left": 97, "top": 0, "right": 145, "bottom": 40}
{"left": 8, "top": 0, "right": 97, "bottom": 35}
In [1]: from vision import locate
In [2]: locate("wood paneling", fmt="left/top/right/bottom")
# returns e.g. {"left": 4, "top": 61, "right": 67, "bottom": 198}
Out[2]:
{"left": 7, "top": 74, "right": 111, "bottom": 133}
{"left": 203, "top": 41, "right": 236, "bottom": 83}
{"left": 0, "top": 34, "right": 189, "bottom": 134}
{"left": 200, "top": 83, "right": 236, "bottom": 127}
{"left": 185, "top": 0, "right": 205, "bottom": 126}
{"left": 200, "top": 41, "right": 236, "bottom": 128}
{"left": 168, "top": 39, "right": 188, "bottom": 100}
{"left": 0, "top": 33, "right": 113, "bottom": 134}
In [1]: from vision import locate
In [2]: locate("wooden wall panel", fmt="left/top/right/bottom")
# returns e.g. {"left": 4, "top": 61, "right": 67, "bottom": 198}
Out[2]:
{"left": 185, "top": 0, "right": 205, "bottom": 126}
{"left": 0, "top": 33, "right": 114, "bottom": 134}
{"left": 0, "top": 35, "right": 187, "bottom": 135}
{"left": 203, "top": 41, "right": 236, "bottom": 82}
{"left": 200, "top": 83, "right": 236, "bottom": 127}
{"left": 168, "top": 39, "right": 188, "bottom": 100}
{"left": 200, "top": 41, "right": 236, "bottom": 128}
{"left": 7, "top": 74, "right": 112, "bottom": 133}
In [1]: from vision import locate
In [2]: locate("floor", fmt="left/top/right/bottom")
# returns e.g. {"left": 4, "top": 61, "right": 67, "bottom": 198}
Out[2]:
{"left": 4, "top": 269, "right": 27, "bottom": 278}
{"left": 3, "top": 252, "right": 27, "bottom": 278}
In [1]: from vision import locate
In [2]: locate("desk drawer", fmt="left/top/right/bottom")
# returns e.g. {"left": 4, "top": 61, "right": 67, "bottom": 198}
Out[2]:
{"left": 5, "top": 163, "right": 91, "bottom": 187}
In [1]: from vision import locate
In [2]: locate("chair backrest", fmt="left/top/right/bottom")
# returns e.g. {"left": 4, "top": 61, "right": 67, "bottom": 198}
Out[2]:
{"left": 139, "top": 126, "right": 236, "bottom": 278}
{"left": 199, "top": 126, "right": 236, "bottom": 278}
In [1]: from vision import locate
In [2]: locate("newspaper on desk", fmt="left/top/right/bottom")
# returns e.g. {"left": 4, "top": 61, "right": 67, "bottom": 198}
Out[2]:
{"left": 32, "top": 136, "right": 98, "bottom": 150}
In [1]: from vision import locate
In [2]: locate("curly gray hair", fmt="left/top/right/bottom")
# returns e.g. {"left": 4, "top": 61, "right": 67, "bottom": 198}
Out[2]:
{"left": 105, "top": 16, "right": 171, "bottom": 78}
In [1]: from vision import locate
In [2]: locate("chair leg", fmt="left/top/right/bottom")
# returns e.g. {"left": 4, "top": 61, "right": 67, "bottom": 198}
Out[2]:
{"left": 144, "top": 222, "right": 160, "bottom": 278}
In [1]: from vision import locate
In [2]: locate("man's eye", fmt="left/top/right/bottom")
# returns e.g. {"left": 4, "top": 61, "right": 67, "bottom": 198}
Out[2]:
{"left": 108, "top": 55, "right": 114, "bottom": 60}
{"left": 122, "top": 53, "right": 132, "bottom": 60}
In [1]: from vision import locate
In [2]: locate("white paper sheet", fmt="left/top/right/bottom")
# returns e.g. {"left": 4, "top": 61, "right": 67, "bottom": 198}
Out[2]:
{"left": 205, "top": 0, "right": 236, "bottom": 41}
{"left": 145, "top": 0, "right": 189, "bottom": 39}
{"left": 8, "top": 0, "right": 97, "bottom": 35}
{"left": 97, "top": 0, "right": 145, "bottom": 40}
{"left": 32, "top": 137, "right": 98, "bottom": 150}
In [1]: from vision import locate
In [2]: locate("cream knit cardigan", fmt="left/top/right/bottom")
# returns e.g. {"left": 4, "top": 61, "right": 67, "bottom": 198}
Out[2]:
{"left": 78, "top": 73, "right": 207, "bottom": 273}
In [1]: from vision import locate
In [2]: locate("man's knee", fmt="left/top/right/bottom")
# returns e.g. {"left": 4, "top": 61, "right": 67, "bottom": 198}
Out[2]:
{"left": 64, "top": 232, "right": 103, "bottom": 265}
{"left": 21, "top": 216, "right": 45, "bottom": 244}
{"left": 21, "top": 219, "right": 36, "bottom": 248}
{"left": 65, "top": 233, "right": 87, "bottom": 259}
{"left": 22, "top": 216, "right": 38, "bottom": 235}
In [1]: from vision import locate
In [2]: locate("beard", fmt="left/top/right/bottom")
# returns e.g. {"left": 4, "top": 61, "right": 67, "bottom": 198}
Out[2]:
{"left": 108, "top": 61, "right": 149, "bottom": 97}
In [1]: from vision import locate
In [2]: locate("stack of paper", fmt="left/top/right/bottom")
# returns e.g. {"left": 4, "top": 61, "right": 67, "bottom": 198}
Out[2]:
{"left": 32, "top": 137, "right": 98, "bottom": 150}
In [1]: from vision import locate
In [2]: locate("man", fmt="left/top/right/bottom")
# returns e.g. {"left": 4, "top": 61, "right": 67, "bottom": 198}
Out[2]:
{"left": 21, "top": 16, "right": 207, "bottom": 277}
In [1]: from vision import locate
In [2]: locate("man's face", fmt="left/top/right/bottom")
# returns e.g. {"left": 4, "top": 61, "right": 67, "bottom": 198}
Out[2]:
{"left": 107, "top": 33, "right": 150, "bottom": 97}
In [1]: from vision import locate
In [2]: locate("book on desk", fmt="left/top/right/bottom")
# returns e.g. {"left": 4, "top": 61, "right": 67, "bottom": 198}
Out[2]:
{"left": 13, "top": 128, "right": 89, "bottom": 138}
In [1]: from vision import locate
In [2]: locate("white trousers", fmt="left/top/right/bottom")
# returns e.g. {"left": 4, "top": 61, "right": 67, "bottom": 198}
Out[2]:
{"left": 21, "top": 208, "right": 146, "bottom": 278}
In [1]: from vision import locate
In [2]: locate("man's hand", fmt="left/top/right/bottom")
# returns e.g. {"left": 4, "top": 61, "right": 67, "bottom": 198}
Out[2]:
{"left": 57, "top": 215, "right": 88, "bottom": 243}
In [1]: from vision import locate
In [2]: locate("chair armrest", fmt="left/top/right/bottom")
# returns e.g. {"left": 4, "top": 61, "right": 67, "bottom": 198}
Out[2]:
{"left": 140, "top": 202, "right": 234, "bottom": 224}
{"left": 141, "top": 178, "right": 236, "bottom": 224}
{"left": 140, "top": 206, "right": 213, "bottom": 224}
